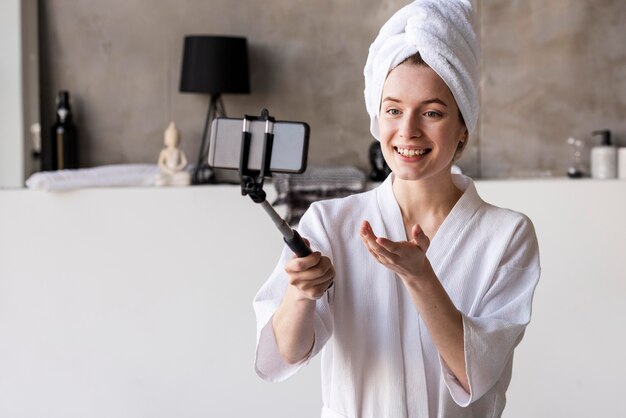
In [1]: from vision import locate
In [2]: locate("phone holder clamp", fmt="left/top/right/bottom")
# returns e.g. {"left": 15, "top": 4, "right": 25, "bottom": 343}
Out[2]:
{"left": 239, "top": 109, "right": 275, "bottom": 203}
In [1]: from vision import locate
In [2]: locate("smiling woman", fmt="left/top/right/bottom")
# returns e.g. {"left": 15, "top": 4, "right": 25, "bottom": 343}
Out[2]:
{"left": 253, "top": 1, "right": 541, "bottom": 418}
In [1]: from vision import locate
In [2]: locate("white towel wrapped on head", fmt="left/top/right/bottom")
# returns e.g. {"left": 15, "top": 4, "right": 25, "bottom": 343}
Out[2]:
{"left": 364, "top": 0, "right": 480, "bottom": 139}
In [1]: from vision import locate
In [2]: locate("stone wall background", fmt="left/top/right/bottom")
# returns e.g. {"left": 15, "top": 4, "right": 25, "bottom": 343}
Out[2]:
{"left": 39, "top": 0, "right": 626, "bottom": 178}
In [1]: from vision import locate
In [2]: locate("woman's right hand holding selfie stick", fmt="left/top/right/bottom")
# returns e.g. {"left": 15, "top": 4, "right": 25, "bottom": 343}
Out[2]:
{"left": 272, "top": 238, "right": 335, "bottom": 364}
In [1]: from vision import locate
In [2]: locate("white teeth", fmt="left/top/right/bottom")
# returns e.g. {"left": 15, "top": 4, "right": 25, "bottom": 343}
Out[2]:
{"left": 396, "top": 147, "right": 427, "bottom": 157}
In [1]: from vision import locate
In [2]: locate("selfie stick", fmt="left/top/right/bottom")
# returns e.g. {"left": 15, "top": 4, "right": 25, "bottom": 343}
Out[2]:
{"left": 238, "top": 109, "right": 312, "bottom": 258}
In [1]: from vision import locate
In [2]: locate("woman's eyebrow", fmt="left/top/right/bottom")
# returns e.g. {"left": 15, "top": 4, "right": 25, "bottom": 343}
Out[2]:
{"left": 381, "top": 96, "right": 402, "bottom": 103}
{"left": 381, "top": 96, "right": 448, "bottom": 107}
{"left": 422, "top": 98, "right": 448, "bottom": 107}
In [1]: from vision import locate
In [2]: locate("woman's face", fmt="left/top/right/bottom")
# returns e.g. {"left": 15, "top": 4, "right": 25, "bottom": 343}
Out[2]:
{"left": 378, "top": 63, "right": 467, "bottom": 182}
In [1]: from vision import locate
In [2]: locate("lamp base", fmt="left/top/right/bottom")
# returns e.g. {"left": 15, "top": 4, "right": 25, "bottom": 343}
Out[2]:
{"left": 192, "top": 94, "right": 225, "bottom": 185}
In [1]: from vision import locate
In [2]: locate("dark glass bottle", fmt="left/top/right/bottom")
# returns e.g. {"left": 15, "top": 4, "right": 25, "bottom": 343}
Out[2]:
{"left": 43, "top": 91, "right": 78, "bottom": 170}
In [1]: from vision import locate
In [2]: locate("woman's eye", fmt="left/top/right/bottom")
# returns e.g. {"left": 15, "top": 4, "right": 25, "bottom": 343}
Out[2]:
{"left": 386, "top": 108, "right": 401, "bottom": 116}
{"left": 424, "top": 111, "right": 442, "bottom": 118}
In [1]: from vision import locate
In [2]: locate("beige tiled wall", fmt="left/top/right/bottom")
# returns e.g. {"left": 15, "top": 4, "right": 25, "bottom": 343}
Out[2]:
{"left": 40, "top": 0, "right": 626, "bottom": 178}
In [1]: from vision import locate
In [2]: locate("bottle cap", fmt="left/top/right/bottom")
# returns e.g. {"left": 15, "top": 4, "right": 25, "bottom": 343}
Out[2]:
{"left": 592, "top": 129, "right": 612, "bottom": 146}
{"left": 56, "top": 91, "right": 70, "bottom": 109}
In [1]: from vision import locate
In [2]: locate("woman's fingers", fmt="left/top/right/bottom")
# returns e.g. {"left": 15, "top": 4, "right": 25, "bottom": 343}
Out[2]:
{"left": 376, "top": 236, "right": 400, "bottom": 253}
{"left": 297, "top": 264, "right": 335, "bottom": 288}
{"left": 360, "top": 222, "right": 397, "bottom": 264}
{"left": 288, "top": 256, "right": 333, "bottom": 281}
{"left": 359, "top": 221, "right": 433, "bottom": 281}
{"left": 411, "top": 224, "right": 430, "bottom": 251}
{"left": 359, "top": 220, "right": 367, "bottom": 235}
{"left": 360, "top": 235, "right": 382, "bottom": 262}
{"left": 292, "top": 264, "right": 334, "bottom": 300}
{"left": 360, "top": 236, "right": 382, "bottom": 263}
{"left": 285, "top": 249, "right": 335, "bottom": 299}
{"left": 285, "top": 251, "right": 322, "bottom": 273}
{"left": 360, "top": 221, "right": 378, "bottom": 254}
{"left": 361, "top": 221, "right": 429, "bottom": 265}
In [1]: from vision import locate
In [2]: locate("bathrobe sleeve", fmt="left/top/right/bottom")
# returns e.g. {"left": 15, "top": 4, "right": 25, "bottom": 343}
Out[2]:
{"left": 440, "top": 214, "right": 541, "bottom": 406}
{"left": 253, "top": 203, "right": 334, "bottom": 382}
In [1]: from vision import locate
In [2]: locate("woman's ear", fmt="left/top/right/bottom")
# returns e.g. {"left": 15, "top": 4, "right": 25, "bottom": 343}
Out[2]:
{"left": 457, "top": 129, "right": 468, "bottom": 148}
{"left": 453, "top": 129, "right": 469, "bottom": 161}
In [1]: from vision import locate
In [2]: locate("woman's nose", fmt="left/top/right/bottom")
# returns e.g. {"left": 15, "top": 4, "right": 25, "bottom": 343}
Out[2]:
{"left": 399, "top": 113, "right": 422, "bottom": 139}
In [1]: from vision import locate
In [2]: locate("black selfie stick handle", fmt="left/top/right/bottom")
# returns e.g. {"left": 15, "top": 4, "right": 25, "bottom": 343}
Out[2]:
{"left": 284, "top": 229, "right": 312, "bottom": 258}
{"left": 282, "top": 219, "right": 332, "bottom": 289}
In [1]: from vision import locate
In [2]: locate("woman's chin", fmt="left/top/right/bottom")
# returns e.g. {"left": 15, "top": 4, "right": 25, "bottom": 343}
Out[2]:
{"left": 392, "top": 170, "right": 424, "bottom": 182}
{"left": 392, "top": 165, "right": 454, "bottom": 183}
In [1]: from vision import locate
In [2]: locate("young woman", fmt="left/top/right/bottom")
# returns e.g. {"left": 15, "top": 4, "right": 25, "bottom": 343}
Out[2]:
{"left": 254, "top": 1, "right": 540, "bottom": 417}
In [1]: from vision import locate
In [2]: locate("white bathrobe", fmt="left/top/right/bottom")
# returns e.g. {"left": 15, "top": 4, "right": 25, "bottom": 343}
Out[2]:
{"left": 254, "top": 174, "right": 541, "bottom": 418}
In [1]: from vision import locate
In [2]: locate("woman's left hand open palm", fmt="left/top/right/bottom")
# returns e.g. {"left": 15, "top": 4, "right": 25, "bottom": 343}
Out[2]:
{"left": 359, "top": 220, "right": 431, "bottom": 282}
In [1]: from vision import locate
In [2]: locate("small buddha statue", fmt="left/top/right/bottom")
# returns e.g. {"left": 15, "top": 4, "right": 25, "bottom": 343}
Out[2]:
{"left": 155, "top": 122, "right": 191, "bottom": 186}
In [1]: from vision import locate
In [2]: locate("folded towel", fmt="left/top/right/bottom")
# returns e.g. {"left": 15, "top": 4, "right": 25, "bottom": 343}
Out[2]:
{"left": 363, "top": 0, "right": 480, "bottom": 139}
{"left": 26, "top": 164, "right": 161, "bottom": 191}
{"left": 273, "top": 166, "right": 367, "bottom": 225}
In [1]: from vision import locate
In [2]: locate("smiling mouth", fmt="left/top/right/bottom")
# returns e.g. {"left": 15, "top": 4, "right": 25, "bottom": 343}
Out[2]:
{"left": 394, "top": 146, "right": 432, "bottom": 157}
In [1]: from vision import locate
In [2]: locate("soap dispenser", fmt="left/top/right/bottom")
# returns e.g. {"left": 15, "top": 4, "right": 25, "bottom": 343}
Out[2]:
{"left": 590, "top": 129, "right": 617, "bottom": 179}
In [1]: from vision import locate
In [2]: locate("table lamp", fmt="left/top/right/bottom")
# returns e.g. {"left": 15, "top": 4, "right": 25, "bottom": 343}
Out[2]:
{"left": 179, "top": 35, "right": 250, "bottom": 184}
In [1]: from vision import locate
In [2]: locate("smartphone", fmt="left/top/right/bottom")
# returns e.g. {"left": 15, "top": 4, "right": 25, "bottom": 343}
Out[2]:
{"left": 208, "top": 117, "right": 309, "bottom": 174}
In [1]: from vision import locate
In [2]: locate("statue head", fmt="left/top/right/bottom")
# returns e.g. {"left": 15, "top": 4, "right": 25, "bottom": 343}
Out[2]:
{"left": 164, "top": 122, "right": 180, "bottom": 147}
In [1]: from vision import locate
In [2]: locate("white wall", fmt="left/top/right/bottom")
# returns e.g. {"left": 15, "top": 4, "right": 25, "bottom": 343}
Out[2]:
{"left": 0, "top": 180, "right": 625, "bottom": 417}
{"left": 0, "top": 0, "right": 25, "bottom": 188}
{"left": 0, "top": 0, "right": 39, "bottom": 189}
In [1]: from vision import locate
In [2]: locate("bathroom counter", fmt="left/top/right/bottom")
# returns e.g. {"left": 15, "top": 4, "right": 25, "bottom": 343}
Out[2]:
{"left": 1, "top": 179, "right": 625, "bottom": 418}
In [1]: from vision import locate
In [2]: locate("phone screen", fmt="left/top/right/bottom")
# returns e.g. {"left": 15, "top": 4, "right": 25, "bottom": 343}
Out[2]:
{"left": 208, "top": 117, "right": 309, "bottom": 174}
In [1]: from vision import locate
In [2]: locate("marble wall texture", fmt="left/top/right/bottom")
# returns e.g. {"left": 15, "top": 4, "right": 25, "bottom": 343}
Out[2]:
{"left": 39, "top": 0, "right": 626, "bottom": 178}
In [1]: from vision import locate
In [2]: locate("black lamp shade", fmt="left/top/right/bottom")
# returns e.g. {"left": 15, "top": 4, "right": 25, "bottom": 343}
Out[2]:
{"left": 179, "top": 35, "right": 250, "bottom": 95}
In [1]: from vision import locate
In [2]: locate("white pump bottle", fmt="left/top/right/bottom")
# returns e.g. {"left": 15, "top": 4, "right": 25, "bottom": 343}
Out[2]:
{"left": 590, "top": 129, "right": 617, "bottom": 179}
